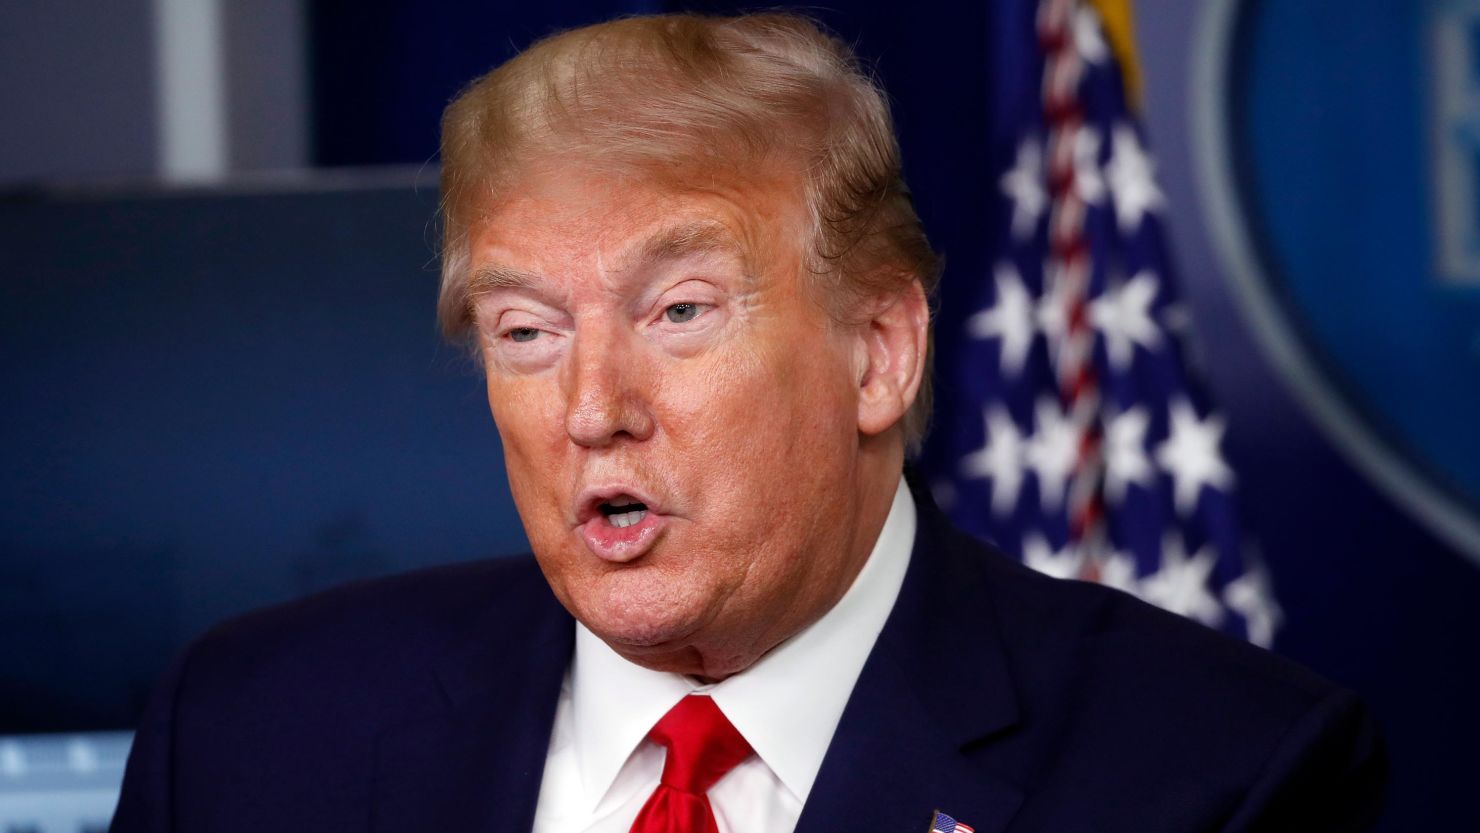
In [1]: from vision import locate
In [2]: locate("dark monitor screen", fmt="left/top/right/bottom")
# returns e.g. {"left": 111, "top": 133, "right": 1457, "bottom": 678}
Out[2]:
{"left": 1, "top": 177, "right": 529, "bottom": 734}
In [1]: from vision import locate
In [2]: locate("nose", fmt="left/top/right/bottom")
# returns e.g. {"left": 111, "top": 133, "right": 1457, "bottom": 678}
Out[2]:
{"left": 563, "top": 325, "right": 656, "bottom": 448}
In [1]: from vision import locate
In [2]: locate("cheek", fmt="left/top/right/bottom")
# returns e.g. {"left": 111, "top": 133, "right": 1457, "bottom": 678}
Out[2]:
{"left": 488, "top": 371, "right": 560, "bottom": 437}
{"left": 486, "top": 378, "right": 569, "bottom": 502}
{"left": 656, "top": 336, "right": 779, "bottom": 456}
{"left": 657, "top": 322, "right": 857, "bottom": 491}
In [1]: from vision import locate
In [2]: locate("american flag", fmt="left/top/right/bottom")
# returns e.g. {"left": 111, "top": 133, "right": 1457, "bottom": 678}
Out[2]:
{"left": 930, "top": 810, "right": 975, "bottom": 833}
{"left": 924, "top": 0, "right": 1281, "bottom": 646}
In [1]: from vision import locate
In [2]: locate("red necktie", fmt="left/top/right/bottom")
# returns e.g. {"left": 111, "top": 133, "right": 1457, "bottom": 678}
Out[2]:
{"left": 628, "top": 695, "right": 754, "bottom": 833}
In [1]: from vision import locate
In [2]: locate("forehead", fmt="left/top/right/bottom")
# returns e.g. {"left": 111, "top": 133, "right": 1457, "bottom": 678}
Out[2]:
{"left": 465, "top": 157, "right": 810, "bottom": 280}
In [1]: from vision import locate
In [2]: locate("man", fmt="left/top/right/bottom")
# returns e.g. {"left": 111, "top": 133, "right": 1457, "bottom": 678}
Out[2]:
{"left": 112, "top": 13, "right": 1384, "bottom": 833}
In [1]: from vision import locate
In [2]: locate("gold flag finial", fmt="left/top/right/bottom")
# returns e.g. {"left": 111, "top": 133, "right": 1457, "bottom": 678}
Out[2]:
{"left": 1086, "top": 0, "right": 1144, "bottom": 111}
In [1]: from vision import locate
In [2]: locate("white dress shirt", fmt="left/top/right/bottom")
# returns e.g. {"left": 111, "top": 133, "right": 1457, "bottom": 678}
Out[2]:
{"left": 531, "top": 477, "right": 916, "bottom": 833}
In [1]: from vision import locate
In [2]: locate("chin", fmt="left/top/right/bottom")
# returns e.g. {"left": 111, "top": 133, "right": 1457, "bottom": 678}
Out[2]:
{"left": 569, "top": 565, "right": 715, "bottom": 650}
{"left": 585, "top": 600, "right": 694, "bottom": 648}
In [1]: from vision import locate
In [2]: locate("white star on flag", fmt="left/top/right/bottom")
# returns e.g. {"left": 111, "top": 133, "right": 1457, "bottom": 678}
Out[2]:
{"left": 1156, "top": 399, "right": 1235, "bottom": 515}
{"left": 1001, "top": 138, "right": 1046, "bottom": 241}
{"left": 1073, "top": 5, "right": 1110, "bottom": 64}
{"left": 1103, "top": 406, "right": 1155, "bottom": 504}
{"left": 1072, "top": 125, "right": 1105, "bottom": 205}
{"left": 1024, "top": 396, "right": 1080, "bottom": 511}
{"left": 1090, "top": 269, "right": 1163, "bottom": 370}
{"left": 1140, "top": 534, "right": 1224, "bottom": 627}
{"left": 968, "top": 264, "right": 1037, "bottom": 375}
{"left": 1024, "top": 535, "right": 1085, "bottom": 579}
{"left": 960, "top": 406, "right": 1028, "bottom": 516}
{"left": 1105, "top": 122, "right": 1165, "bottom": 233}
{"left": 1224, "top": 563, "right": 1284, "bottom": 649}
{"left": 1097, "top": 549, "right": 1142, "bottom": 597}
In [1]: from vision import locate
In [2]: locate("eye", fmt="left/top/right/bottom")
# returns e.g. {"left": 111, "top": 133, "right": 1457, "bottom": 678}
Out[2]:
{"left": 508, "top": 327, "right": 540, "bottom": 343}
{"left": 664, "top": 303, "right": 702, "bottom": 324}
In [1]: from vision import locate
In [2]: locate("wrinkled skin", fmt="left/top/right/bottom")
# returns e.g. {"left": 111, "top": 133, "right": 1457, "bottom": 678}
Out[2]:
{"left": 467, "top": 158, "right": 926, "bottom": 680}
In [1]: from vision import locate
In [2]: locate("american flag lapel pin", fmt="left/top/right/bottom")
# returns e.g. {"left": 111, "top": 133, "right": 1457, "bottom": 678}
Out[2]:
{"left": 929, "top": 809, "right": 976, "bottom": 833}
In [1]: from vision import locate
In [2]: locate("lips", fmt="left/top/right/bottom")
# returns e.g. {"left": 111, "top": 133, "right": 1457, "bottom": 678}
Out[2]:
{"left": 574, "top": 485, "right": 669, "bottom": 563}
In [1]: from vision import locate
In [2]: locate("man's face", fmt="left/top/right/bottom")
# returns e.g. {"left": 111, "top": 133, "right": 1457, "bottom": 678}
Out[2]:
{"left": 467, "top": 159, "right": 877, "bottom": 678}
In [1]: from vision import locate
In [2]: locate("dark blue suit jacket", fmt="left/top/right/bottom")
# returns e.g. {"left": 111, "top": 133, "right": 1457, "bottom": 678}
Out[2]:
{"left": 111, "top": 494, "right": 1385, "bottom": 832}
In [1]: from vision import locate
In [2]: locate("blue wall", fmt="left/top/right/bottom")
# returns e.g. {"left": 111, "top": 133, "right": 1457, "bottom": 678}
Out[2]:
{"left": 1, "top": 1, "right": 1475, "bottom": 829}
{"left": 0, "top": 183, "right": 529, "bottom": 729}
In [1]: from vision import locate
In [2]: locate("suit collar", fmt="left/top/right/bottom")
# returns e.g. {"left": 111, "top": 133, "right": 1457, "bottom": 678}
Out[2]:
{"left": 797, "top": 475, "right": 1024, "bottom": 832}
{"left": 370, "top": 563, "right": 574, "bottom": 833}
{"left": 884, "top": 480, "right": 1020, "bottom": 745}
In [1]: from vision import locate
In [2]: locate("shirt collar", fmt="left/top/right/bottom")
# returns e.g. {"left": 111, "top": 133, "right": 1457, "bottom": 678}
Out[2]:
{"left": 569, "top": 476, "right": 916, "bottom": 811}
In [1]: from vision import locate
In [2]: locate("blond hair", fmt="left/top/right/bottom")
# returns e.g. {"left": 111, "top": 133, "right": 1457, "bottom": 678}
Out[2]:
{"left": 438, "top": 13, "right": 940, "bottom": 448}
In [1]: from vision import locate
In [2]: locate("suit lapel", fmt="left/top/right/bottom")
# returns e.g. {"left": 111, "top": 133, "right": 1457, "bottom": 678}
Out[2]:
{"left": 797, "top": 485, "right": 1025, "bottom": 833}
{"left": 369, "top": 576, "right": 574, "bottom": 833}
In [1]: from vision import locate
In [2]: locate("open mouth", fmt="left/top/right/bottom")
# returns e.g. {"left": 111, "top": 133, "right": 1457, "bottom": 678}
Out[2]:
{"left": 598, "top": 498, "right": 648, "bottom": 528}
{"left": 577, "top": 488, "right": 666, "bottom": 563}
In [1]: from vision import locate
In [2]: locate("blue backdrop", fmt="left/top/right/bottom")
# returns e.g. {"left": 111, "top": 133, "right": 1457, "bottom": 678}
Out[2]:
{"left": 1, "top": 2, "right": 1475, "bottom": 830}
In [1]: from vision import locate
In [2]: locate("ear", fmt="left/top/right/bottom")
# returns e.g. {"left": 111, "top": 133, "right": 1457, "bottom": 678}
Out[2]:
{"left": 855, "top": 279, "right": 929, "bottom": 438}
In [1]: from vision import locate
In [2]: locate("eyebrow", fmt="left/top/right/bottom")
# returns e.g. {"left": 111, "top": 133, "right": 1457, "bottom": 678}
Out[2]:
{"left": 636, "top": 219, "right": 747, "bottom": 268}
{"left": 466, "top": 264, "right": 544, "bottom": 298}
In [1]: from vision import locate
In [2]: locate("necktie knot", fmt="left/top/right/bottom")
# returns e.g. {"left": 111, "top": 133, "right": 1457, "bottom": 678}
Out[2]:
{"left": 647, "top": 695, "right": 753, "bottom": 795}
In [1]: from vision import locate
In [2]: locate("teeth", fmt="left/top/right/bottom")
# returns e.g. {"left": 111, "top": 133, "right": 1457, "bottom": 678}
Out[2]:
{"left": 609, "top": 510, "right": 647, "bottom": 528}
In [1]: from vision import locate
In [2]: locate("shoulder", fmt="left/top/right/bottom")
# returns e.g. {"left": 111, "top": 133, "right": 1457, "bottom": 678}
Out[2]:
{"left": 193, "top": 556, "right": 552, "bottom": 663}
{"left": 173, "top": 555, "right": 564, "bottom": 729}
{"left": 900, "top": 497, "right": 1351, "bottom": 728}
{"left": 936, "top": 524, "right": 1386, "bottom": 828}
{"left": 967, "top": 527, "right": 1333, "bottom": 722}
{"left": 113, "top": 555, "right": 570, "bottom": 829}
